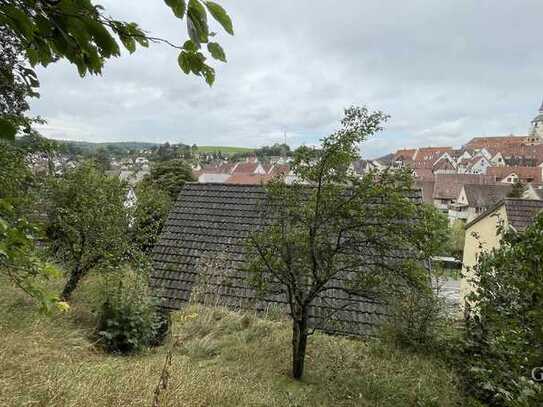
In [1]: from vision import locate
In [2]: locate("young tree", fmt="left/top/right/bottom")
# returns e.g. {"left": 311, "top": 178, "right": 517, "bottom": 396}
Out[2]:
{"left": 131, "top": 183, "right": 172, "bottom": 256}
{"left": 0, "top": 0, "right": 234, "bottom": 139}
{"left": 46, "top": 162, "right": 130, "bottom": 300}
{"left": 464, "top": 216, "right": 543, "bottom": 405}
{"left": 246, "top": 107, "right": 448, "bottom": 379}
{"left": 144, "top": 159, "right": 196, "bottom": 200}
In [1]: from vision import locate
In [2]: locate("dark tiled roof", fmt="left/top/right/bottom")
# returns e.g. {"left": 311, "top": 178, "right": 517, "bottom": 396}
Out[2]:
{"left": 466, "top": 198, "right": 543, "bottom": 231}
{"left": 433, "top": 174, "right": 496, "bottom": 200}
{"left": 463, "top": 184, "right": 512, "bottom": 208}
{"left": 504, "top": 199, "right": 543, "bottom": 231}
{"left": 151, "top": 183, "right": 424, "bottom": 336}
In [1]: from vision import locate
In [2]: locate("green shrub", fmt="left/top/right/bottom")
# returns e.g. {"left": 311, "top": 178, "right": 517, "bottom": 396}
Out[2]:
{"left": 96, "top": 270, "right": 160, "bottom": 353}
{"left": 382, "top": 285, "right": 448, "bottom": 351}
{"left": 463, "top": 215, "right": 543, "bottom": 406}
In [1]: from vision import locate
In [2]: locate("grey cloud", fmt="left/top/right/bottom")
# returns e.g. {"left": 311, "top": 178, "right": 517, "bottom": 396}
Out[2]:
{"left": 29, "top": 0, "right": 543, "bottom": 157}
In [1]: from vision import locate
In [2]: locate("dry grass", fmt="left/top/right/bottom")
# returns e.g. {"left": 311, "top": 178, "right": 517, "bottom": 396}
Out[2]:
{"left": 0, "top": 275, "right": 465, "bottom": 406}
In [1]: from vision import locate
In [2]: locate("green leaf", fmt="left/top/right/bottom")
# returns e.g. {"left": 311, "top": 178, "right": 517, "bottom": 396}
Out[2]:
{"left": 0, "top": 118, "right": 17, "bottom": 141}
{"left": 84, "top": 19, "right": 120, "bottom": 59}
{"left": 201, "top": 65, "right": 215, "bottom": 86}
{"left": 183, "top": 40, "right": 198, "bottom": 52}
{"left": 4, "top": 6, "right": 34, "bottom": 39}
{"left": 188, "top": 0, "right": 209, "bottom": 44}
{"left": 178, "top": 51, "right": 191, "bottom": 74}
{"left": 207, "top": 42, "right": 226, "bottom": 62}
{"left": 164, "top": 0, "right": 187, "bottom": 18}
{"left": 204, "top": 1, "right": 233, "bottom": 35}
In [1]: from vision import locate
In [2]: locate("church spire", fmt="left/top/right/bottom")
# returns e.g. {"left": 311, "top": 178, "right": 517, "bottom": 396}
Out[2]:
{"left": 539, "top": 99, "right": 543, "bottom": 112}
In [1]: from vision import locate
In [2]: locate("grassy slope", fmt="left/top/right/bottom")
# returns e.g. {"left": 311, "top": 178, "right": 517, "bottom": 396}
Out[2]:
{"left": 196, "top": 146, "right": 255, "bottom": 154}
{"left": 0, "top": 276, "right": 464, "bottom": 406}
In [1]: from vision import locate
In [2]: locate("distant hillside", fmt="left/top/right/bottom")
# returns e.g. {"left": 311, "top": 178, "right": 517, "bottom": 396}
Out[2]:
{"left": 196, "top": 146, "right": 255, "bottom": 154}
{"left": 54, "top": 140, "right": 160, "bottom": 154}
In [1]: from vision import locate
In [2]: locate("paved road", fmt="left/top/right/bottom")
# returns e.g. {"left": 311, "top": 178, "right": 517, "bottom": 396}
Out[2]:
{"left": 434, "top": 278, "right": 461, "bottom": 313}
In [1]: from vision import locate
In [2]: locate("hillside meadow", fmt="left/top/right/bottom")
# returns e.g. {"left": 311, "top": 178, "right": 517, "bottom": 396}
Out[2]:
{"left": 0, "top": 274, "right": 467, "bottom": 407}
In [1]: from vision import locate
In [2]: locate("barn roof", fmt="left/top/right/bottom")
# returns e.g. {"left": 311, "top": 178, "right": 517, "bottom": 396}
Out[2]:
{"left": 151, "top": 183, "right": 424, "bottom": 336}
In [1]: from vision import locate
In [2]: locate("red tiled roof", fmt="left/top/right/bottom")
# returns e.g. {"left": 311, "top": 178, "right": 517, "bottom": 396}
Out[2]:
{"left": 465, "top": 135, "right": 528, "bottom": 149}
{"left": 414, "top": 147, "right": 453, "bottom": 161}
{"left": 413, "top": 168, "right": 434, "bottom": 181}
{"left": 487, "top": 166, "right": 542, "bottom": 183}
{"left": 224, "top": 174, "right": 272, "bottom": 185}
{"left": 231, "top": 162, "right": 259, "bottom": 174}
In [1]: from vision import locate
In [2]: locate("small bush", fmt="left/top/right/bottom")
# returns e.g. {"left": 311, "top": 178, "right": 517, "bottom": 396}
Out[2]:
{"left": 96, "top": 270, "right": 160, "bottom": 354}
{"left": 382, "top": 285, "right": 448, "bottom": 351}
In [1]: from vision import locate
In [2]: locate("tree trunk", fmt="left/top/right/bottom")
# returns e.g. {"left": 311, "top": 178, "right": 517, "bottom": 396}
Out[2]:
{"left": 292, "top": 311, "right": 309, "bottom": 379}
{"left": 61, "top": 265, "right": 84, "bottom": 300}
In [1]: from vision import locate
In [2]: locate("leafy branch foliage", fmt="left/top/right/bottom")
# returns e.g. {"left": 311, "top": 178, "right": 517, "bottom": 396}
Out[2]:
{"left": 0, "top": 140, "right": 66, "bottom": 312}
{"left": 464, "top": 216, "right": 543, "bottom": 405}
{"left": 0, "top": 0, "right": 233, "bottom": 139}
{"left": 246, "top": 106, "right": 448, "bottom": 379}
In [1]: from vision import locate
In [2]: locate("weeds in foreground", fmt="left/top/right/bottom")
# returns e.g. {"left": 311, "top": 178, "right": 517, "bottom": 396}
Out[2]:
{"left": 1, "top": 276, "right": 466, "bottom": 406}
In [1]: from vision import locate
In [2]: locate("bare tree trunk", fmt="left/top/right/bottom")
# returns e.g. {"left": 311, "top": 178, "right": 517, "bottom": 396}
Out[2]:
{"left": 61, "top": 264, "right": 84, "bottom": 300}
{"left": 292, "top": 310, "right": 309, "bottom": 379}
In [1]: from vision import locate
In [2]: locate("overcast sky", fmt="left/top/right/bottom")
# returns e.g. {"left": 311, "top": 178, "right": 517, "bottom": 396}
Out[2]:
{"left": 30, "top": 0, "right": 543, "bottom": 158}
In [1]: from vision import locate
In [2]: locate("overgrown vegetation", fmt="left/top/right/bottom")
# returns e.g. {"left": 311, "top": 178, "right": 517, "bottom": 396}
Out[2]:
{"left": 0, "top": 274, "right": 466, "bottom": 406}
{"left": 96, "top": 269, "right": 159, "bottom": 354}
{"left": 463, "top": 216, "right": 543, "bottom": 405}
{"left": 247, "top": 106, "right": 449, "bottom": 379}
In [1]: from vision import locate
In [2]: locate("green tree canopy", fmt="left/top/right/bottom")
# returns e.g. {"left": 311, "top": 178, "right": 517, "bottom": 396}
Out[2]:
{"left": 130, "top": 182, "right": 172, "bottom": 256}
{"left": 144, "top": 159, "right": 195, "bottom": 200}
{"left": 46, "top": 162, "right": 130, "bottom": 300}
{"left": 246, "top": 106, "right": 448, "bottom": 379}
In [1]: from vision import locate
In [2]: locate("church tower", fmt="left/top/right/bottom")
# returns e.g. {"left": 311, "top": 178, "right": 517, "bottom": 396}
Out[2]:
{"left": 527, "top": 100, "right": 543, "bottom": 144}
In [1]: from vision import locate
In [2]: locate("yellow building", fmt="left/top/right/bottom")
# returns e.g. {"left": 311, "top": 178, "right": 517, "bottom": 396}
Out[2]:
{"left": 460, "top": 198, "right": 543, "bottom": 307}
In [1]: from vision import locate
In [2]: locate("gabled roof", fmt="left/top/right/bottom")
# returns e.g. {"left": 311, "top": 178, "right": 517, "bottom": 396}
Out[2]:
{"left": 487, "top": 166, "right": 542, "bottom": 183}
{"left": 466, "top": 198, "right": 543, "bottom": 231}
{"left": 433, "top": 174, "right": 496, "bottom": 200}
{"left": 231, "top": 162, "right": 259, "bottom": 174}
{"left": 151, "top": 183, "right": 424, "bottom": 336}
{"left": 462, "top": 184, "right": 513, "bottom": 208}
